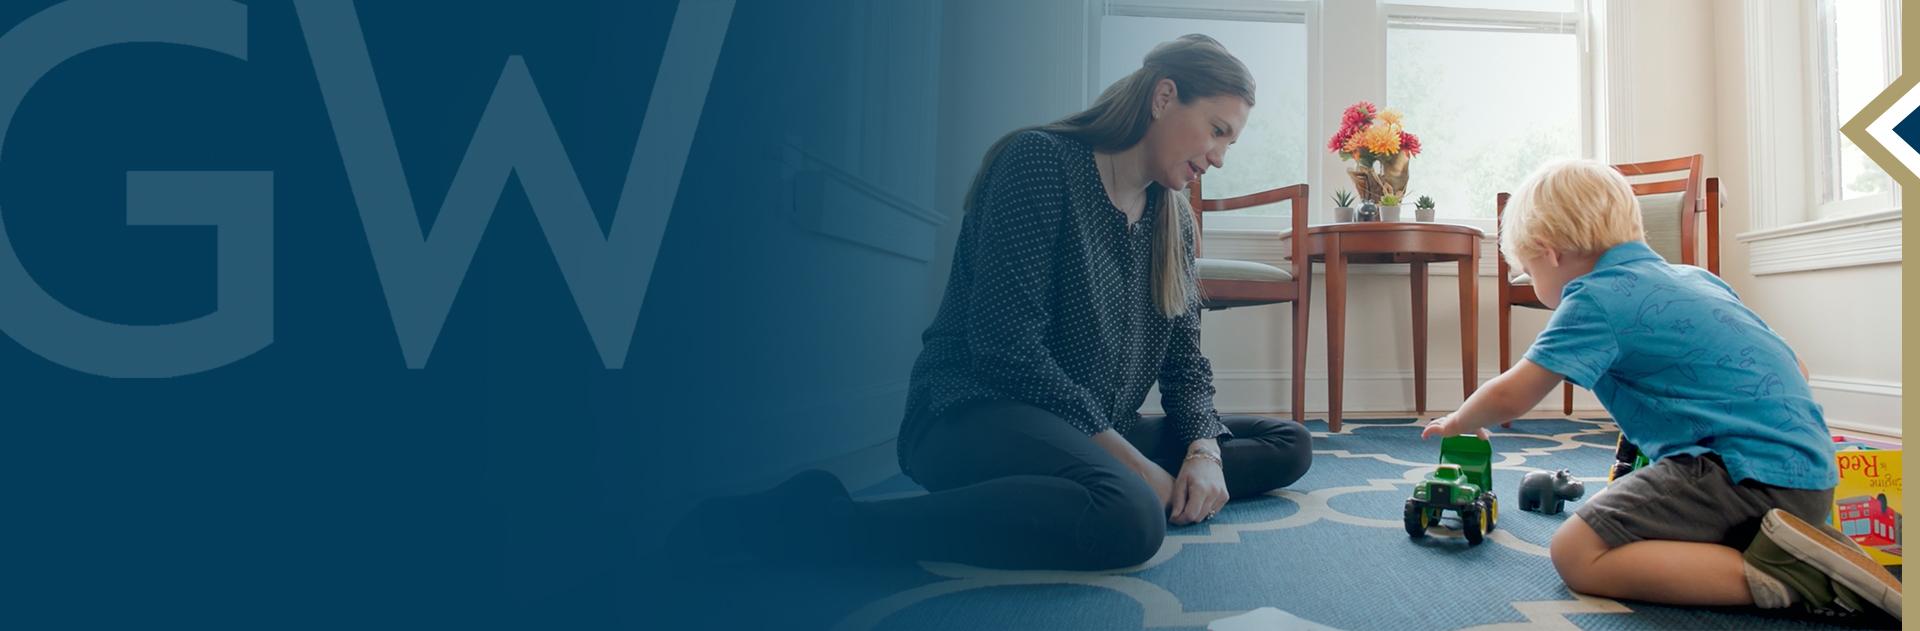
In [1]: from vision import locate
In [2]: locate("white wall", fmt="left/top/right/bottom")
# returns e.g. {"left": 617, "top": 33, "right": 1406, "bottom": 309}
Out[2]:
{"left": 1711, "top": 0, "right": 1903, "bottom": 436}
{"left": 1172, "top": 0, "right": 1902, "bottom": 432}
{"left": 935, "top": 0, "right": 1096, "bottom": 310}
{"left": 1614, "top": 0, "right": 1716, "bottom": 163}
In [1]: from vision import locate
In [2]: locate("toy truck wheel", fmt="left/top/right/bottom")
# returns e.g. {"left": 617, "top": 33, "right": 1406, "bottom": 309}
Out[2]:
{"left": 1481, "top": 494, "right": 1498, "bottom": 531}
{"left": 1404, "top": 499, "right": 1430, "bottom": 538}
{"left": 1460, "top": 506, "right": 1485, "bottom": 545}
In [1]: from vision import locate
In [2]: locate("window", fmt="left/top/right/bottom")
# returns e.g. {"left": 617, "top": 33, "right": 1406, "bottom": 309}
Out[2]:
{"left": 1397, "top": 0, "right": 1578, "bottom": 10}
{"left": 1093, "top": 0, "right": 1594, "bottom": 230}
{"left": 1812, "top": 0, "right": 1900, "bottom": 219}
{"left": 1736, "top": 0, "right": 1902, "bottom": 274}
{"left": 1387, "top": 3, "right": 1587, "bottom": 219}
{"left": 1097, "top": 4, "right": 1309, "bottom": 220}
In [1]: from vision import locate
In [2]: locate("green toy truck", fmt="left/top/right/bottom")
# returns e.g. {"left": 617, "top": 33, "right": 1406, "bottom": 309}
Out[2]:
{"left": 1405, "top": 435, "right": 1499, "bottom": 545}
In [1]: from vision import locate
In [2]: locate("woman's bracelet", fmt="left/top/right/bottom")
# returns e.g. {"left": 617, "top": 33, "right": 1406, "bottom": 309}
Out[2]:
{"left": 1183, "top": 449, "right": 1222, "bottom": 466}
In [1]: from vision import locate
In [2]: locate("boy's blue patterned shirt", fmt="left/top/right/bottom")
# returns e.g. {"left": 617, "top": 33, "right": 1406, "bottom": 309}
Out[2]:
{"left": 1524, "top": 241, "right": 1836, "bottom": 489}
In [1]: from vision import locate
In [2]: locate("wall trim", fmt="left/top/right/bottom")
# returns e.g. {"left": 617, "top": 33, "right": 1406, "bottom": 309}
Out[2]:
{"left": 1809, "top": 375, "right": 1904, "bottom": 398}
{"left": 1603, "top": 0, "right": 1634, "bottom": 162}
{"left": 1145, "top": 368, "right": 1603, "bottom": 416}
{"left": 1085, "top": 0, "right": 1105, "bottom": 104}
{"left": 1735, "top": 209, "right": 1902, "bottom": 274}
{"left": 784, "top": 141, "right": 941, "bottom": 262}
{"left": 1741, "top": 0, "right": 1782, "bottom": 231}
{"left": 1808, "top": 375, "right": 1902, "bottom": 437}
{"left": 1826, "top": 420, "right": 1903, "bottom": 440}
{"left": 1105, "top": 0, "right": 1310, "bottom": 23}
{"left": 1143, "top": 371, "right": 1901, "bottom": 435}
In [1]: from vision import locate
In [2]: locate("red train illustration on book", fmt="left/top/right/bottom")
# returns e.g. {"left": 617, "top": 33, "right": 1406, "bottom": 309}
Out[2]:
{"left": 1835, "top": 493, "right": 1901, "bottom": 557}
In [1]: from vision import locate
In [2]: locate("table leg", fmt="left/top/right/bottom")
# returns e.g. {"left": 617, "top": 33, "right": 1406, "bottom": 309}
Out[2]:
{"left": 1459, "top": 248, "right": 1479, "bottom": 399}
{"left": 1412, "top": 261, "right": 1427, "bottom": 416}
{"left": 1325, "top": 240, "right": 1346, "bottom": 433}
{"left": 1292, "top": 254, "right": 1312, "bottom": 425}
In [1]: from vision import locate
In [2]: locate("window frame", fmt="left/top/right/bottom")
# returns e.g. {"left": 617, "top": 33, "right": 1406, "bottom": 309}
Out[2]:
{"left": 1736, "top": 0, "right": 1903, "bottom": 275}
{"left": 1383, "top": 2, "right": 1596, "bottom": 228}
{"left": 1094, "top": 0, "right": 1315, "bottom": 232}
{"left": 1807, "top": 0, "right": 1902, "bottom": 220}
{"left": 1089, "top": 0, "right": 1600, "bottom": 235}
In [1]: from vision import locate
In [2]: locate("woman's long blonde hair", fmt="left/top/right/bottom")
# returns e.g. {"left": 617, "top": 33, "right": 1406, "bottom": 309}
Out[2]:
{"left": 964, "top": 34, "right": 1255, "bottom": 318}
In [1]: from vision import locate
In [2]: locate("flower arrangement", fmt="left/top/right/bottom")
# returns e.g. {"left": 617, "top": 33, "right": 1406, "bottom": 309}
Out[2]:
{"left": 1327, "top": 101, "right": 1421, "bottom": 202}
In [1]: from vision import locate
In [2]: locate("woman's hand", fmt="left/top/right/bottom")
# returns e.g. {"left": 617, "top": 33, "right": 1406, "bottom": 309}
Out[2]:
{"left": 1090, "top": 430, "right": 1179, "bottom": 508}
{"left": 1169, "top": 441, "right": 1228, "bottom": 525}
{"left": 1141, "top": 461, "right": 1176, "bottom": 508}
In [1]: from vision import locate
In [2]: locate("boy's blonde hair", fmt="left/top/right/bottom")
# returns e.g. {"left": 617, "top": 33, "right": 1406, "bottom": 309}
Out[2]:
{"left": 1499, "top": 159, "right": 1645, "bottom": 267}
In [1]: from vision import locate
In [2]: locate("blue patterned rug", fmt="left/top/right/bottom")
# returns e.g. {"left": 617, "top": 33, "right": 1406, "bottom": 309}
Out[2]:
{"left": 661, "top": 418, "right": 1895, "bottom": 630}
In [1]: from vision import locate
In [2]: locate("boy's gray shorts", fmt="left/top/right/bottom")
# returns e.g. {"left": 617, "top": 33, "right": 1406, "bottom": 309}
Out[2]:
{"left": 1575, "top": 453, "right": 1834, "bottom": 549}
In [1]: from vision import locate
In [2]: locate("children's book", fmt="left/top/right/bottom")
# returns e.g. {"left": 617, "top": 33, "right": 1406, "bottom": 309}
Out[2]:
{"left": 1830, "top": 438, "right": 1901, "bottom": 567}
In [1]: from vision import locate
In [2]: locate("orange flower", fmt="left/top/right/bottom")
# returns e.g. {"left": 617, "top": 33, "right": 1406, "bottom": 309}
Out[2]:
{"left": 1357, "top": 123, "right": 1402, "bottom": 156}
{"left": 1332, "top": 102, "right": 1424, "bottom": 161}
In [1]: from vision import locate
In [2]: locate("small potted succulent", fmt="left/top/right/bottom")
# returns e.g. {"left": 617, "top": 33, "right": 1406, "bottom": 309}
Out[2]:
{"left": 1378, "top": 194, "right": 1403, "bottom": 222}
{"left": 1415, "top": 195, "right": 1436, "bottom": 222}
{"left": 1331, "top": 189, "right": 1357, "bottom": 222}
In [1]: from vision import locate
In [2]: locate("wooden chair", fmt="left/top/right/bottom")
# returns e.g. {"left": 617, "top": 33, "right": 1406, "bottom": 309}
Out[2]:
{"left": 1495, "top": 154, "right": 1722, "bottom": 414}
{"left": 1186, "top": 179, "right": 1311, "bottom": 424}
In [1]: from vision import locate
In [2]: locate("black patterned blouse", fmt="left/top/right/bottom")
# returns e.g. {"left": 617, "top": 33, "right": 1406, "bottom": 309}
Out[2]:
{"left": 899, "top": 130, "right": 1228, "bottom": 472}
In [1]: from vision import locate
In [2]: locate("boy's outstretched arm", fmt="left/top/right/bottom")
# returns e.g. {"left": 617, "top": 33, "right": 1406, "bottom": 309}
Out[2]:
{"left": 1422, "top": 359, "right": 1566, "bottom": 439}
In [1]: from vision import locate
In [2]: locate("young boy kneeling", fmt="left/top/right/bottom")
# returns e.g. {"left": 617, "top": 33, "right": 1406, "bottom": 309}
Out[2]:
{"left": 1422, "top": 159, "right": 1901, "bottom": 620}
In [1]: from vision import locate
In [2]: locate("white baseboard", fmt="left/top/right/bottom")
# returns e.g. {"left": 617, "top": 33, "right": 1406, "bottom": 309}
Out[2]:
{"left": 1143, "top": 368, "right": 1603, "bottom": 417}
{"left": 1140, "top": 370, "right": 1901, "bottom": 434}
{"left": 1809, "top": 376, "right": 1902, "bottom": 438}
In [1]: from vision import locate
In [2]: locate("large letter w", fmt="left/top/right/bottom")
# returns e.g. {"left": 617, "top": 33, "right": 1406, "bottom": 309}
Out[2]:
{"left": 296, "top": 0, "right": 733, "bottom": 368}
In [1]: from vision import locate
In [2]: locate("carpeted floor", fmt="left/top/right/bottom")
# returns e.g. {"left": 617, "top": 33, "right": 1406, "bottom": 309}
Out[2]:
{"left": 662, "top": 417, "right": 1898, "bottom": 630}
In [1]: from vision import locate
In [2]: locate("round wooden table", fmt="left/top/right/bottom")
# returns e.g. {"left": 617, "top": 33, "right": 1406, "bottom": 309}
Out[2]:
{"left": 1303, "top": 222, "right": 1486, "bottom": 432}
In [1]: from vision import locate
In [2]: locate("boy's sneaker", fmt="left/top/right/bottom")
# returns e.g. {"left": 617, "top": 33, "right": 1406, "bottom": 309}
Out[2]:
{"left": 1743, "top": 508, "right": 1902, "bottom": 620}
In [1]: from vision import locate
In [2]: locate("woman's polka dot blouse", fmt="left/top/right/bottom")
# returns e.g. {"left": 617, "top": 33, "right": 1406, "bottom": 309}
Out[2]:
{"left": 899, "top": 130, "right": 1228, "bottom": 470}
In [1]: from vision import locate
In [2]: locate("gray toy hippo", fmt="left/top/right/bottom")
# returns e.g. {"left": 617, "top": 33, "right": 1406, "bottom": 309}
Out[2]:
{"left": 1518, "top": 469, "right": 1585, "bottom": 515}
